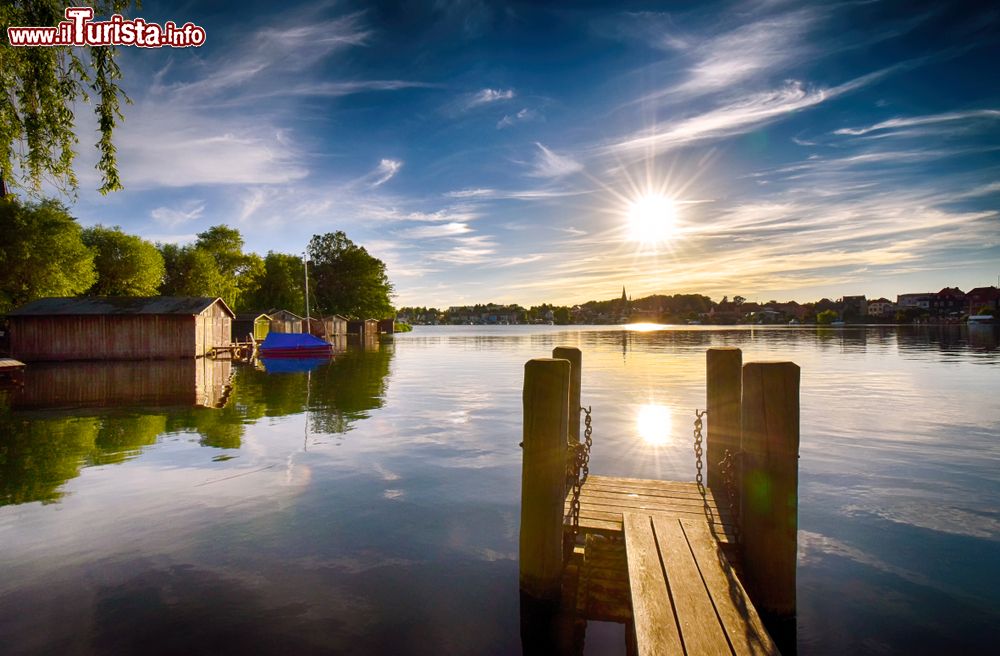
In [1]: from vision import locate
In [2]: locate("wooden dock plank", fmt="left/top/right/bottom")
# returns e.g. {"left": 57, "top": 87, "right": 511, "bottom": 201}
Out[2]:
{"left": 652, "top": 515, "right": 734, "bottom": 655}
{"left": 581, "top": 488, "right": 728, "bottom": 509}
{"left": 569, "top": 475, "right": 738, "bottom": 546}
{"left": 588, "top": 474, "right": 709, "bottom": 493}
{"left": 681, "top": 519, "right": 779, "bottom": 656}
{"left": 623, "top": 513, "right": 684, "bottom": 656}
{"left": 584, "top": 480, "right": 712, "bottom": 499}
{"left": 575, "top": 494, "right": 735, "bottom": 523}
{"left": 574, "top": 507, "right": 737, "bottom": 546}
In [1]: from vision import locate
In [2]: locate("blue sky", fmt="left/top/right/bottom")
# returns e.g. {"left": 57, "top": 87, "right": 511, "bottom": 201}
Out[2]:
{"left": 64, "top": 0, "right": 999, "bottom": 306}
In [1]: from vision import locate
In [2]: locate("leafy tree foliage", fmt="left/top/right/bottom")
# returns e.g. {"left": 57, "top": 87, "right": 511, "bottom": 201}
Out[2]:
{"left": 82, "top": 225, "right": 164, "bottom": 295}
{"left": 241, "top": 251, "right": 305, "bottom": 313}
{"left": 816, "top": 309, "right": 840, "bottom": 325}
{"left": 1, "top": 1, "right": 137, "bottom": 194}
{"left": 308, "top": 231, "right": 393, "bottom": 319}
{"left": 0, "top": 196, "right": 95, "bottom": 312}
{"left": 158, "top": 243, "right": 228, "bottom": 301}
{"left": 156, "top": 226, "right": 265, "bottom": 310}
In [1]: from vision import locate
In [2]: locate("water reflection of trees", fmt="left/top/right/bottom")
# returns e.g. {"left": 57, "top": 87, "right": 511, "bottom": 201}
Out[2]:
{"left": 0, "top": 343, "right": 393, "bottom": 507}
{"left": 0, "top": 398, "right": 169, "bottom": 505}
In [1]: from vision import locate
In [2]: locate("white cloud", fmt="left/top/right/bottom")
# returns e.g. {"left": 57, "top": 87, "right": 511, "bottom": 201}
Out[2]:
{"left": 834, "top": 109, "right": 1000, "bottom": 136}
{"left": 368, "top": 159, "right": 403, "bottom": 187}
{"left": 529, "top": 143, "right": 584, "bottom": 178}
{"left": 155, "top": 11, "right": 373, "bottom": 102}
{"left": 445, "top": 188, "right": 495, "bottom": 198}
{"left": 237, "top": 188, "right": 268, "bottom": 222}
{"left": 401, "top": 222, "right": 472, "bottom": 239}
{"left": 151, "top": 201, "right": 205, "bottom": 227}
{"left": 497, "top": 108, "right": 539, "bottom": 129}
{"left": 603, "top": 70, "right": 890, "bottom": 158}
{"left": 118, "top": 110, "right": 309, "bottom": 188}
{"left": 465, "top": 88, "right": 515, "bottom": 109}
{"left": 427, "top": 235, "right": 497, "bottom": 264}
{"left": 674, "top": 11, "right": 815, "bottom": 96}
{"left": 279, "top": 80, "right": 438, "bottom": 98}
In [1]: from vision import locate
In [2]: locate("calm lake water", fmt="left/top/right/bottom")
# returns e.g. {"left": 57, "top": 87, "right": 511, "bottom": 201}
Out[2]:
{"left": 1, "top": 325, "right": 998, "bottom": 655}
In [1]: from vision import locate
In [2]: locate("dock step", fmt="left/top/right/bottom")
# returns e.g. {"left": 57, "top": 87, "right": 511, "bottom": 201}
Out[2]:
{"left": 624, "top": 513, "right": 778, "bottom": 656}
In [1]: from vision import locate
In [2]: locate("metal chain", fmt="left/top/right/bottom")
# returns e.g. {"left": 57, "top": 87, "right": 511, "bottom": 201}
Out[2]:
{"left": 565, "top": 405, "right": 594, "bottom": 552}
{"left": 693, "top": 409, "right": 706, "bottom": 488}
{"left": 719, "top": 449, "right": 742, "bottom": 545}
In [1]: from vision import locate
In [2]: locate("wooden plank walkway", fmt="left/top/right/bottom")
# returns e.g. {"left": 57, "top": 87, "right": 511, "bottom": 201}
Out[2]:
{"left": 624, "top": 513, "right": 778, "bottom": 656}
{"left": 564, "top": 476, "right": 777, "bottom": 654}
{"left": 566, "top": 475, "right": 738, "bottom": 558}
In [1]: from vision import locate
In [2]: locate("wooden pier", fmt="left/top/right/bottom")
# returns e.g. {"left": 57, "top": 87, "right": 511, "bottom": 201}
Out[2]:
{"left": 519, "top": 347, "right": 798, "bottom": 655}
{"left": 210, "top": 340, "right": 256, "bottom": 362}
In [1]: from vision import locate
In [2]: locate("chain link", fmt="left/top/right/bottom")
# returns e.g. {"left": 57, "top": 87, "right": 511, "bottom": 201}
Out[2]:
{"left": 693, "top": 409, "right": 706, "bottom": 488}
{"left": 565, "top": 405, "right": 594, "bottom": 554}
{"left": 693, "top": 408, "right": 742, "bottom": 546}
{"left": 719, "top": 448, "right": 742, "bottom": 545}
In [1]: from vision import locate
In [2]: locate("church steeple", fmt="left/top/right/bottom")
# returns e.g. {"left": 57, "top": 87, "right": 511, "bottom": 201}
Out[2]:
{"left": 621, "top": 286, "right": 627, "bottom": 302}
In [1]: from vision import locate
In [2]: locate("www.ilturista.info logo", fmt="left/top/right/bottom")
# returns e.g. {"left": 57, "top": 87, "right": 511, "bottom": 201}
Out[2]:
{"left": 7, "top": 7, "right": 206, "bottom": 48}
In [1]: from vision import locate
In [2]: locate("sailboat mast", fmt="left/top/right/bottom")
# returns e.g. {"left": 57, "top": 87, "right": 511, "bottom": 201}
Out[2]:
{"left": 304, "top": 253, "right": 311, "bottom": 326}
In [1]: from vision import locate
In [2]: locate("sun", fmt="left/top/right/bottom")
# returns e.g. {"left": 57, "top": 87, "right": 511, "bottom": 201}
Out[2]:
{"left": 636, "top": 404, "right": 673, "bottom": 446}
{"left": 627, "top": 194, "right": 677, "bottom": 244}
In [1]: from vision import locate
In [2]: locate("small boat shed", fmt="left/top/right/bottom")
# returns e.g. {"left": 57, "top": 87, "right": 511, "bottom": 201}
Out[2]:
{"left": 347, "top": 319, "right": 380, "bottom": 337}
{"left": 7, "top": 296, "right": 234, "bottom": 361}
{"left": 232, "top": 312, "right": 271, "bottom": 341}
{"left": 268, "top": 309, "right": 304, "bottom": 334}
{"left": 305, "top": 314, "right": 348, "bottom": 340}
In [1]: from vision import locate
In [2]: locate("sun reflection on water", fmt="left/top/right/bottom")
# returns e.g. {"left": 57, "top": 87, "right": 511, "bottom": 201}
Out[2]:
{"left": 636, "top": 404, "right": 673, "bottom": 446}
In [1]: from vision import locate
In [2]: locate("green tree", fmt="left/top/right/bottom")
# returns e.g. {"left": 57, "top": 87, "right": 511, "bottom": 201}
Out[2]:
{"left": 241, "top": 251, "right": 305, "bottom": 313}
{"left": 158, "top": 243, "right": 228, "bottom": 300}
{"left": 816, "top": 309, "right": 839, "bottom": 325}
{"left": 82, "top": 225, "right": 164, "bottom": 295}
{"left": 196, "top": 225, "right": 245, "bottom": 278}
{"left": 553, "top": 306, "right": 571, "bottom": 325}
{"left": 1, "top": 1, "right": 136, "bottom": 194}
{"left": 308, "top": 231, "right": 393, "bottom": 319}
{"left": 0, "top": 196, "right": 95, "bottom": 312}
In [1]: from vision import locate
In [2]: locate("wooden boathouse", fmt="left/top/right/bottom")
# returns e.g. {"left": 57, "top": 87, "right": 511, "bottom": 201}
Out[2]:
{"left": 7, "top": 296, "right": 234, "bottom": 361}
{"left": 268, "top": 309, "right": 304, "bottom": 334}
{"left": 305, "top": 314, "right": 348, "bottom": 340}
{"left": 520, "top": 347, "right": 797, "bottom": 654}
{"left": 232, "top": 312, "right": 271, "bottom": 342}
{"left": 347, "top": 319, "right": 379, "bottom": 338}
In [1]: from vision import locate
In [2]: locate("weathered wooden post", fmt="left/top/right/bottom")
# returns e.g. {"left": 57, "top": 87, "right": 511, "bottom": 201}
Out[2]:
{"left": 740, "top": 361, "right": 800, "bottom": 619}
{"left": 552, "top": 347, "right": 582, "bottom": 446}
{"left": 520, "top": 357, "right": 571, "bottom": 602}
{"left": 706, "top": 347, "right": 742, "bottom": 489}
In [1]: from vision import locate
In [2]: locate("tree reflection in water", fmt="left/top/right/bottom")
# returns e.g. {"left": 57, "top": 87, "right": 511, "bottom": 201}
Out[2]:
{"left": 0, "top": 341, "right": 393, "bottom": 507}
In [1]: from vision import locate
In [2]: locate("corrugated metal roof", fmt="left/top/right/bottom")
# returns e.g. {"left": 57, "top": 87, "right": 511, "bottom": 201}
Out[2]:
{"left": 8, "top": 296, "right": 235, "bottom": 318}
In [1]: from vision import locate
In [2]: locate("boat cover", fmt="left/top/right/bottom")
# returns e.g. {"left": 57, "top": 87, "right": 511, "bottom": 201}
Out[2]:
{"left": 260, "top": 332, "right": 330, "bottom": 350}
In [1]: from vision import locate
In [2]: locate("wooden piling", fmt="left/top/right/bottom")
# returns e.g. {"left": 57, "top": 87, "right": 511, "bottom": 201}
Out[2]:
{"left": 740, "top": 361, "right": 800, "bottom": 618}
{"left": 706, "top": 347, "right": 742, "bottom": 489}
{"left": 552, "top": 347, "right": 582, "bottom": 446}
{"left": 520, "top": 357, "right": 572, "bottom": 602}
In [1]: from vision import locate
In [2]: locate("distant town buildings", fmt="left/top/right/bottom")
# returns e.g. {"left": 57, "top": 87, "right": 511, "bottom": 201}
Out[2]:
{"left": 867, "top": 298, "right": 895, "bottom": 317}
{"left": 930, "top": 287, "right": 966, "bottom": 315}
{"left": 897, "top": 293, "right": 933, "bottom": 310}
{"left": 394, "top": 284, "right": 999, "bottom": 326}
